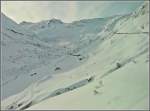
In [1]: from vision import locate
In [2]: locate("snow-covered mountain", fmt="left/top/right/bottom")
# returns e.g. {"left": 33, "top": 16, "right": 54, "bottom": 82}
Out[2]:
{"left": 1, "top": 11, "right": 122, "bottom": 100}
{"left": 1, "top": 1, "right": 149, "bottom": 110}
{"left": 20, "top": 17, "right": 110, "bottom": 42}
{"left": 1, "top": 14, "right": 85, "bottom": 99}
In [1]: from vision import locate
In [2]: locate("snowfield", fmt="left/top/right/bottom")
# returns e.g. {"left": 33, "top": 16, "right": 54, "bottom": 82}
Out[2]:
{"left": 1, "top": 1, "right": 149, "bottom": 110}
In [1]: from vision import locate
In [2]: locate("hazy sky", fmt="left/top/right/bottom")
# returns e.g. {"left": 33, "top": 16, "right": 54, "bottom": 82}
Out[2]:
{"left": 1, "top": 1, "right": 143, "bottom": 23}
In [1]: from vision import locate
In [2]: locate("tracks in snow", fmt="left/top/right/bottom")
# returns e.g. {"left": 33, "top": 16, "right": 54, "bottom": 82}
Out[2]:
{"left": 99, "top": 47, "right": 148, "bottom": 79}
{"left": 5, "top": 76, "right": 95, "bottom": 110}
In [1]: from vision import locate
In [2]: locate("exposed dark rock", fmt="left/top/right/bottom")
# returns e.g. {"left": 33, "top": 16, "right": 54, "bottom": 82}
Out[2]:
{"left": 18, "top": 103, "right": 23, "bottom": 107}
{"left": 116, "top": 62, "right": 122, "bottom": 68}
{"left": 68, "top": 53, "right": 81, "bottom": 57}
{"left": 8, "top": 105, "right": 14, "bottom": 109}
{"left": 30, "top": 73, "right": 37, "bottom": 76}
{"left": 56, "top": 92, "right": 61, "bottom": 95}
{"left": 93, "top": 90, "right": 99, "bottom": 95}
{"left": 20, "top": 101, "right": 32, "bottom": 110}
{"left": 7, "top": 28, "right": 24, "bottom": 35}
{"left": 87, "top": 76, "right": 94, "bottom": 82}
{"left": 79, "top": 58, "right": 83, "bottom": 61}
{"left": 55, "top": 67, "right": 61, "bottom": 71}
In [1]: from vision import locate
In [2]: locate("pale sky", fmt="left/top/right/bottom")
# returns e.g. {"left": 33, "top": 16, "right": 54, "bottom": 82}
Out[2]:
{"left": 1, "top": 1, "right": 143, "bottom": 23}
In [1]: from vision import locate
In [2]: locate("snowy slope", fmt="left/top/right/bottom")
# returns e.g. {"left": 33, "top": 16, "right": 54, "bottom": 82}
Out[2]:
{"left": 28, "top": 2, "right": 149, "bottom": 109}
{"left": 20, "top": 16, "right": 118, "bottom": 50}
{"left": 1, "top": 1, "right": 149, "bottom": 110}
{"left": 1, "top": 12, "right": 117, "bottom": 100}
{"left": 1, "top": 14, "right": 55, "bottom": 99}
{"left": 1, "top": 13, "right": 89, "bottom": 100}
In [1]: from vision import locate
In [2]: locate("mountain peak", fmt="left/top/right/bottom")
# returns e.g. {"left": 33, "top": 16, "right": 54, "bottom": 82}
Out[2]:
{"left": 47, "top": 18, "right": 63, "bottom": 25}
{"left": 20, "top": 21, "right": 34, "bottom": 25}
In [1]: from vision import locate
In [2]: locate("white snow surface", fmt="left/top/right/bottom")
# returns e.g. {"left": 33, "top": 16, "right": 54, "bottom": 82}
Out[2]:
{"left": 1, "top": 1, "right": 149, "bottom": 110}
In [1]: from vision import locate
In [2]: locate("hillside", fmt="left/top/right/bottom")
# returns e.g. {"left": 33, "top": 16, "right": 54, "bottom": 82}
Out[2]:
{"left": 1, "top": 1, "right": 149, "bottom": 110}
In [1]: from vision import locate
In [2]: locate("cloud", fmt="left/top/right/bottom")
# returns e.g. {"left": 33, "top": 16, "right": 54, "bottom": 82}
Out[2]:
{"left": 76, "top": 1, "right": 111, "bottom": 20}
{"left": 1, "top": 1, "right": 78, "bottom": 23}
{"left": 1, "top": 1, "right": 143, "bottom": 23}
